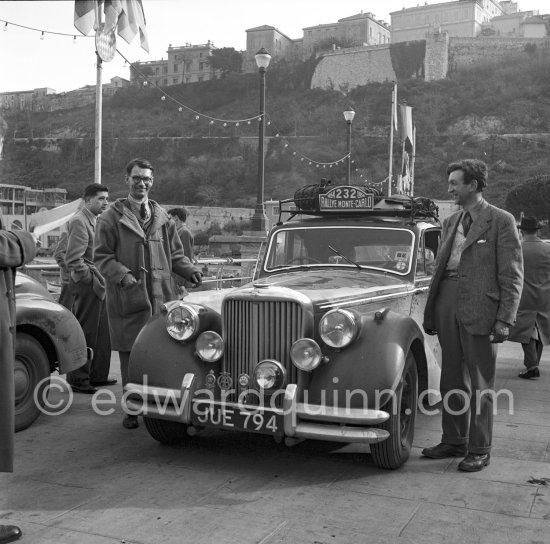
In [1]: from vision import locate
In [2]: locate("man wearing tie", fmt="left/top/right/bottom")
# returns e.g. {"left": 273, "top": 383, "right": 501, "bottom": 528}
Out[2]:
{"left": 422, "top": 159, "right": 523, "bottom": 472}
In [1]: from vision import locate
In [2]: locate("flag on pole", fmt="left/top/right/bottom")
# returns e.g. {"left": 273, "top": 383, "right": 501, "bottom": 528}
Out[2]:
{"left": 74, "top": 0, "right": 100, "bottom": 35}
{"left": 74, "top": 0, "right": 149, "bottom": 52}
{"left": 399, "top": 104, "right": 413, "bottom": 146}
{"left": 392, "top": 83, "right": 398, "bottom": 131}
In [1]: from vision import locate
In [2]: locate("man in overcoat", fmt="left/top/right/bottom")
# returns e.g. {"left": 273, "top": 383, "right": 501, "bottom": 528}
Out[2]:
{"left": 65, "top": 183, "right": 113, "bottom": 393}
{"left": 95, "top": 158, "right": 202, "bottom": 429}
{"left": 1, "top": 215, "right": 36, "bottom": 543}
{"left": 422, "top": 159, "right": 523, "bottom": 472}
{"left": 509, "top": 216, "right": 550, "bottom": 379}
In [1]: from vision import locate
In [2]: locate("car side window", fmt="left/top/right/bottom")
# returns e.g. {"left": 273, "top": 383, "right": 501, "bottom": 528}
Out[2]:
{"left": 416, "top": 230, "right": 440, "bottom": 276}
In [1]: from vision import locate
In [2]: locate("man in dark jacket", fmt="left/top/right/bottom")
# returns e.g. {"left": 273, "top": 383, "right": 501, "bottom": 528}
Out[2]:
{"left": 95, "top": 158, "right": 202, "bottom": 429}
{"left": 65, "top": 183, "right": 114, "bottom": 393}
{"left": 509, "top": 216, "right": 550, "bottom": 379}
{"left": 422, "top": 159, "right": 523, "bottom": 472}
{"left": 1, "top": 214, "right": 36, "bottom": 543}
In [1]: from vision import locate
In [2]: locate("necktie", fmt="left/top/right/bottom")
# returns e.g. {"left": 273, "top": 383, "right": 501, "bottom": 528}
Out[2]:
{"left": 462, "top": 211, "right": 472, "bottom": 237}
{"left": 140, "top": 203, "right": 147, "bottom": 220}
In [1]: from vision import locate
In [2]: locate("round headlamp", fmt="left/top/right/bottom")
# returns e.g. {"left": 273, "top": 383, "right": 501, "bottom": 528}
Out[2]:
{"left": 319, "top": 309, "right": 358, "bottom": 349}
{"left": 290, "top": 338, "right": 322, "bottom": 371}
{"left": 195, "top": 331, "right": 223, "bottom": 362}
{"left": 253, "top": 360, "right": 286, "bottom": 391}
{"left": 166, "top": 304, "right": 199, "bottom": 342}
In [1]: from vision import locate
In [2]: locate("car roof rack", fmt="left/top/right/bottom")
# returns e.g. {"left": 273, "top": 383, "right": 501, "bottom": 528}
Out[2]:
{"left": 277, "top": 180, "right": 440, "bottom": 224}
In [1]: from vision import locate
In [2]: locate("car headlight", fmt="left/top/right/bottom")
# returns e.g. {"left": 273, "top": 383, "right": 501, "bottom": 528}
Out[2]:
{"left": 253, "top": 360, "right": 286, "bottom": 391}
{"left": 166, "top": 303, "right": 199, "bottom": 342}
{"left": 196, "top": 331, "right": 224, "bottom": 362}
{"left": 290, "top": 338, "right": 322, "bottom": 371}
{"left": 319, "top": 309, "right": 358, "bottom": 349}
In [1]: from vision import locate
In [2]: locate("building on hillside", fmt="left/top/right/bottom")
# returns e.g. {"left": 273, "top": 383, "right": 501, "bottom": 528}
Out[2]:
{"left": 0, "top": 183, "right": 67, "bottom": 248}
{"left": 483, "top": 10, "right": 545, "bottom": 37}
{"left": 131, "top": 42, "right": 219, "bottom": 86}
{"left": 244, "top": 26, "right": 301, "bottom": 72}
{"left": 390, "top": 0, "right": 506, "bottom": 42}
{"left": 302, "top": 11, "right": 390, "bottom": 59}
{"left": 0, "top": 88, "right": 55, "bottom": 111}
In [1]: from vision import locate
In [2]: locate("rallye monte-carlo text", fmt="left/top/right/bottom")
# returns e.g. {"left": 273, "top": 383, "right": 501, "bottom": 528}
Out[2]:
{"left": 125, "top": 184, "right": 443, "bottom": 469}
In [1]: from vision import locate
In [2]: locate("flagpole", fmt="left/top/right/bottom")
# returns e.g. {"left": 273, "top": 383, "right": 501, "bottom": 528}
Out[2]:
{"left": 388, "top": 82, "right": 396, "bottom": 197}
{"left": 410, "top": 125, "right": 416, "bottom": 196}
{"left": 94, "top": 5, "right": 102, "bottom": 184}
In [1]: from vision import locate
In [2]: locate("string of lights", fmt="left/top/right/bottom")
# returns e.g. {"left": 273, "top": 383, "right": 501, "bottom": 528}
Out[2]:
{"left": 0, "top": 18, "right": 91, "bottom": 41}
{"left": 117, "top": 48, "right": 263, "bottom": 125}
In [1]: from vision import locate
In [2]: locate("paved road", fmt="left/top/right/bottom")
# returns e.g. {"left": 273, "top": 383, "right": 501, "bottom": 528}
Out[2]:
{"left": 1, "top": 343, "right": 549, "bottom": 544}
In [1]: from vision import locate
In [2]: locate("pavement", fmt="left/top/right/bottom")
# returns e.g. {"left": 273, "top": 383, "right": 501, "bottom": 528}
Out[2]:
{"left": 1, "top": 342, "right": 549, "bottom": 544}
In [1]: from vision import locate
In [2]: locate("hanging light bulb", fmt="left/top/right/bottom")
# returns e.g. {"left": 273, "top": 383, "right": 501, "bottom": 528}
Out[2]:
{"left": 40, "top": 31, "right": 45, "bottom": 40}
{"left": 195, "top": 115, "right": 199, "bottom": 120}
{"left": 178, "top": 107, "right": 182, "bottom": 112}
{"left": 235, "top": 122, "right": 240, "bottom": 127}
{"left": 73, "top": 35, "right": 76, "bottom": 44}
{"left": 3, "top": 22, "right": 8, "bottom": 31}
{"left": 223, "top": 122, "right": 227, "bottom": 127}
{"left": 161, "top": 95, "right": 166, "bottom": 101}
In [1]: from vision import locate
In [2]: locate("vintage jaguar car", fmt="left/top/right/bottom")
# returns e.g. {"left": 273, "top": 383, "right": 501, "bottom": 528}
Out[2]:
{"left": 125, "top": 185, "right": 443, "bottom": 469}
{"left": 15, "top": 272, "right": 88, "bottom": 431}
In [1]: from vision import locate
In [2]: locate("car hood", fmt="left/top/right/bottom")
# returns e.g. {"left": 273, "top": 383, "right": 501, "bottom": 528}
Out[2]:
{"left": 185, "top": 270, "right": 412, "bottom": 314}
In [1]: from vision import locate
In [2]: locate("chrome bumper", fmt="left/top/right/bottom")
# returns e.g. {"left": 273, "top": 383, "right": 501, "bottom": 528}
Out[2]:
{"left": 124, "top": 374, "right": 390, "bottom": 444}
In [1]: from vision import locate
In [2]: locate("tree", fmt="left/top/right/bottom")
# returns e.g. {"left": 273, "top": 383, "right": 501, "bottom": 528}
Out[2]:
{"left": 207, "top": 48, "right": 243, "bottom": 78}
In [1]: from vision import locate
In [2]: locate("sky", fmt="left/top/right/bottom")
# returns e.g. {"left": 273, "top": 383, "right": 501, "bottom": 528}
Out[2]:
{"left": 0, "top": 0, "right": 548, "bottom": 93}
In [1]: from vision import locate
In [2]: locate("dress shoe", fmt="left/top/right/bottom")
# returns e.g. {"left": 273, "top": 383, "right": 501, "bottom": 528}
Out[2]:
{"left": 422, "top": 442, "right": 468, "bottom": 459}
{"left": 458, "top": 452, "right": 490, "bottom": 472}
{"left": 70, "top": 384, "right": 97, "bottom": 394}
{"left": 123, "top": 415, "right": 139, "bottom": 429}
{"left": 518, "top": 367, "right": 540, "bottom": 379}
{"left": 90, "top": 378, "right": 118, "bottom": 386}
{"left": 0, "top": 524, "right": 22, "bottom": 543}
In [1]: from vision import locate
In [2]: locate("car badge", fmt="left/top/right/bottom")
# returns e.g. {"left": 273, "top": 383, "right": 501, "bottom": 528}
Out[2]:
{"left": 238, "top": 374, "right": 249, "bottom": 387}
{"left": 217, "top": 371, "right": 233, "bottom": 390}
{"left": 205, "top": 370, "right": 216, "bottom": 390}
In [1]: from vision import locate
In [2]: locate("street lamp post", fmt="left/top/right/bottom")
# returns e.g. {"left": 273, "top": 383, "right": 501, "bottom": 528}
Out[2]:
{"left": 343, "top": 109, "right": 355, "bottom": 185}
{"left": 250, "top": 47, "right": 271, "bottom": 233}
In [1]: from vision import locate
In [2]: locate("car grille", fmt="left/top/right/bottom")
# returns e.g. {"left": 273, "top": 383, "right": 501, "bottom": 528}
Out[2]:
{"left": 223, "top": 298, "right": 304, "bottom": 404}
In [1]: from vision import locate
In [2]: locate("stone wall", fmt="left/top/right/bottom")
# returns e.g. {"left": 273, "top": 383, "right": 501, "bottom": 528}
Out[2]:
{"left": 424, "top": 31, "right": 449, "bottom": 81}
{"left": 311, "top": 45, "right": 396, "bottom": 91}
{"left": 448, "top": 37, "right": 550, "bottom": 71}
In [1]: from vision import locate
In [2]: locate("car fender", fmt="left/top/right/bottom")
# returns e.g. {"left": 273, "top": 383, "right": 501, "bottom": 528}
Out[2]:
{"left": 16, "top": 297, "right": 88, "bottom": 374}
{"left": 307, "top": 309, "right": 426, "bottom": 409}
{"left": 129, "top": 304, "right": 222, "bottom": 390}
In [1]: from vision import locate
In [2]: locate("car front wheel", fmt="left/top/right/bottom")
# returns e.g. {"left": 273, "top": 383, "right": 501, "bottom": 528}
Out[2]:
{"left": 370, "top": 351, "right": 418, "bottom": 469}
{"left": 15, "top": 332, "right": 51, "bottom": 432}
{"left": 143, "top": 416, "right": 188, "bottom": 445}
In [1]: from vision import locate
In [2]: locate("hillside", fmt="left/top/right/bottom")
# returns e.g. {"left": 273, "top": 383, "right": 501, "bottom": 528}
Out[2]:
{"left": 1, "top": 48, "right": 550, "bottom": 214}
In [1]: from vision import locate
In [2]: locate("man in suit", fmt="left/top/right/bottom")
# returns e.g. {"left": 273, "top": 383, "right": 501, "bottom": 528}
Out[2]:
{"left": 509, "top": 216, "right": 550, "bottom": 379}
{"left": 65, "top": 183, "right": 114, "bottom": 394}
{"left": 422, "top": 159, "right": 523, "bottom": 472}
{"left": 1, "top": 214, "right": 36, "bottom": 543}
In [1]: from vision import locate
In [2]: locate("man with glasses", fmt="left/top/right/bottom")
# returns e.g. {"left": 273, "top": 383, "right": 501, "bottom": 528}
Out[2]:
{"left": 95, "top": 158, "right": 202, "bottom": 429}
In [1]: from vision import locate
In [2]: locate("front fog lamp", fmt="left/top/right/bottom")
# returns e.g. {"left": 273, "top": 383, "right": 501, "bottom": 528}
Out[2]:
{"left": 319, "top": 309, "right": 358, "bottom": 349}
{"left": 196, "top": 331, "right": 223, "bottom": 362}
{"left": 290, "top": 338, "right": 322, "bottom": 371}
{"left": 253, "top": 360, "right": 286, "bottom": 391}
{"left": 166, "top": 304, "right": 199, "bottom": 342}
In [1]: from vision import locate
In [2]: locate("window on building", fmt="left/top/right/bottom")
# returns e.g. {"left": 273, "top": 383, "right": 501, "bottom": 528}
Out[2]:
{"left": 186, "top": 76, "right": 191, "bottom": 83}
{"left": 163, "top": 78, "right": 168, "bottom": 85}
{"left": 173, "top": 64, "right": 178, "bottom": 72}
{"left": 198, "top": 77, "right": 203, "bottom": 82}
{"left": 173, "top": 78, "right": 179, "bottom": 84}
{"left": 163, "top": 66, "right": 168, "bottom": 74}
{"left": 199, "top": 62, "right": 204, "bottom": 70}
{"left": 155, "top": 67, "right": 159, "bottom": 75}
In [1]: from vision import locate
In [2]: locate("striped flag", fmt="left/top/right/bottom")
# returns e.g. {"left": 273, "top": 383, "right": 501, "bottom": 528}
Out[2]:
{"left": 74, "top": 0, "right": 149, "bottom": 52}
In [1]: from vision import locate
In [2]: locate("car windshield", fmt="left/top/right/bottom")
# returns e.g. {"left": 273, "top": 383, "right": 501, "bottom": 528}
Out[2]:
{"left": 264, "top": 226, "right": 415, "bottom": 275}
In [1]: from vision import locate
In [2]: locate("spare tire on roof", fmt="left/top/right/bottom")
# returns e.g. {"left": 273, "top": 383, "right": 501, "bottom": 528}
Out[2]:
{"left": 293, "top": 179, "right": 331, "bottom": 211}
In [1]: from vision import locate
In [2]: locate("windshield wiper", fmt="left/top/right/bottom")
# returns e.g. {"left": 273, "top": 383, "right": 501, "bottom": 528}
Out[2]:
{"left": 328, "top": 245, "right": 363, "bottom": 270}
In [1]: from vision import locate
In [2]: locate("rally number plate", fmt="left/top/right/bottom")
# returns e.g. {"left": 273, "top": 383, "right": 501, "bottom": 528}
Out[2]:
{"left": 192, "top": 400, "right": 283, "bottom": 435}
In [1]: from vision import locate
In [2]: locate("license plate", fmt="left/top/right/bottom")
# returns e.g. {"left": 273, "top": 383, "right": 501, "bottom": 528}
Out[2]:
{"left": 192, "top": 401, "right": 283, "bottom": 435}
